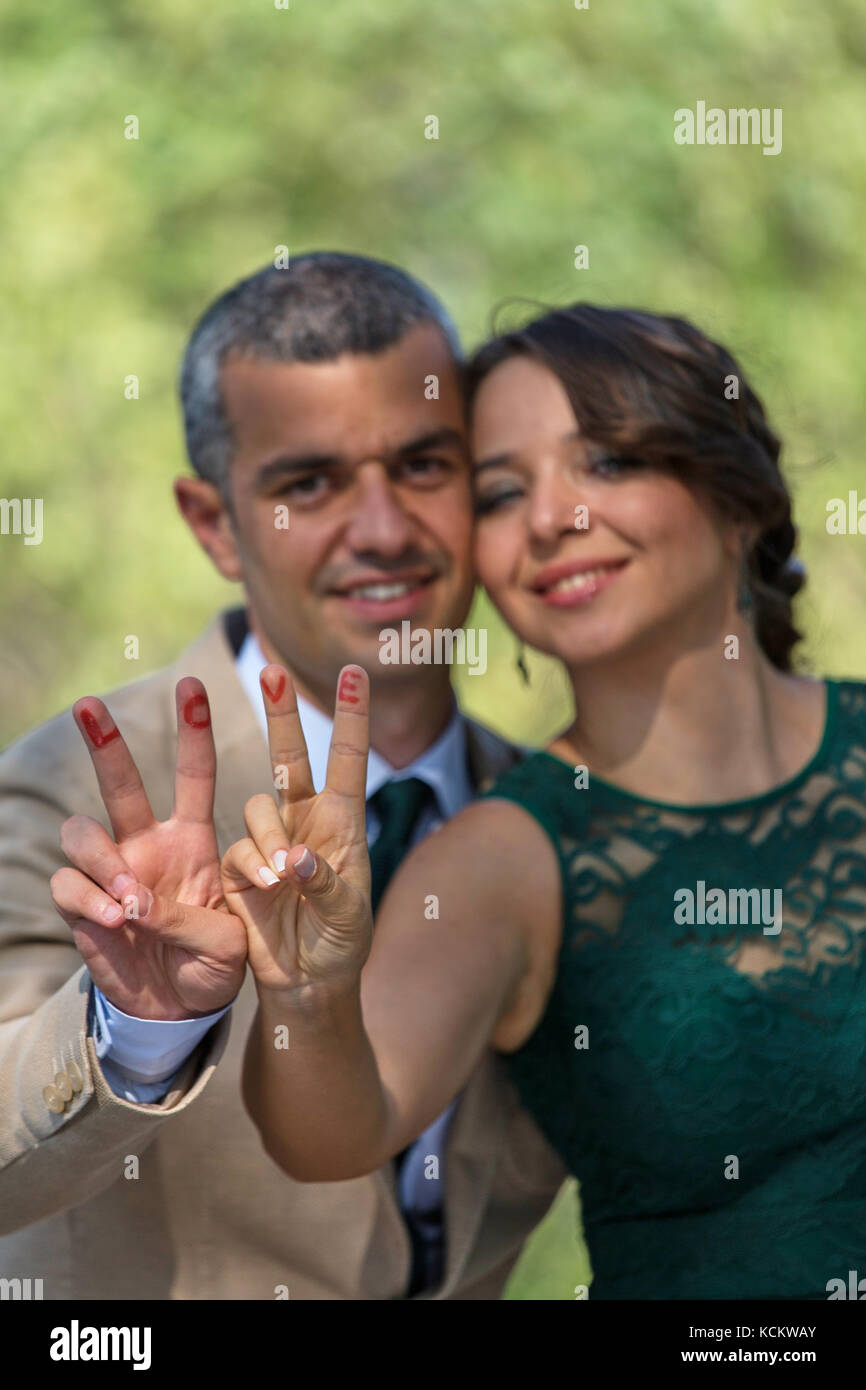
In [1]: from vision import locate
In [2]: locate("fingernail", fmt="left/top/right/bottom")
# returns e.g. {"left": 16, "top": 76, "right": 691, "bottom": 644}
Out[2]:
{"left": 101, "top": 901, "right": 124, "bottom": 924}
{"left": 293, "top": 847, "right": 316, "bottom": 880}
{"left": 182, "top": 693, "right": 210, "bottom": 728}
{"left": 79, "top": 708, "right": 121, "bottom": 749}
{"left": 111, "top": 873, "right": 136, "bottom": 898}
{"left": 126, "top": 887, "right": 153, "bottom": 920}
{"left": 273, "top": 850, "right": 288, "bottom": 873}
{"left": 258, "top": 866, "right": 280, "bottom": 886}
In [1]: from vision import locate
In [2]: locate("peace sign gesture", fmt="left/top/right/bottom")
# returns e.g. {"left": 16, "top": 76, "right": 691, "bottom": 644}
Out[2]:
{"left": 221, "top": 664, "right": 373, "bottom": 998}
{"left": 50, "top": 678, "right": 247, "bottom": 1020}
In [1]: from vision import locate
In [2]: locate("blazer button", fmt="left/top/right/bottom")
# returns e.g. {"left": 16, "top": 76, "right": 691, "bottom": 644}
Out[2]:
{"left": 67, "top": 1061, "right": 84, "bottom": 1093}
{"left": 43, "top": 1084, "right": 65, "bottom": 1114}
{"left": 54, "top": 1072, "right": 73, "bottom": 1102}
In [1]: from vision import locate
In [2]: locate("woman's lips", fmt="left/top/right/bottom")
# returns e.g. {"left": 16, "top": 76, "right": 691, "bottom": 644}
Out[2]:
{"left": 533, "top": 559, "right": 630, "bottom": 608}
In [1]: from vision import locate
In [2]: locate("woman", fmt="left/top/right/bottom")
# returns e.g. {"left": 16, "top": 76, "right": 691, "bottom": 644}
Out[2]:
{"left": 226, "top": 305, "right": 866, "bottom": 1299}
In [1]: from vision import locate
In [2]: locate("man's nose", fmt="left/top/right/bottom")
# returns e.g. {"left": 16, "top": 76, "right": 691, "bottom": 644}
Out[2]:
{"left": 344, "top": 465, "right": 419, "bottom": 556}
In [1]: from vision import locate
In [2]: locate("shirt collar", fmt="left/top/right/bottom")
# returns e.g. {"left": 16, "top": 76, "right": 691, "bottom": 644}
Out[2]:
{"left": 235, "top": 632, "right": 472, "bottom": 819}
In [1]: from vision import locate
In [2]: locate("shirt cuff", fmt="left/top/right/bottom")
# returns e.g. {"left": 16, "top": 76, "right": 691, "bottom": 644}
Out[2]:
{"left": 90, "top": 985, "right": 233, "bottom": 1101}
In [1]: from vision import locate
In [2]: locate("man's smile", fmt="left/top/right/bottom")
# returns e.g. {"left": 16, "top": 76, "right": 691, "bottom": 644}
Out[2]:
{"left": 327, "top": 568, "right": 440, "bottom": 622}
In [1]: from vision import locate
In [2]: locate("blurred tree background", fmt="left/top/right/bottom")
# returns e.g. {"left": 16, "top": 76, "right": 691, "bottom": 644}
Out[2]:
{"left": 1, "top": 0, "right": 864, "bottom": 1298}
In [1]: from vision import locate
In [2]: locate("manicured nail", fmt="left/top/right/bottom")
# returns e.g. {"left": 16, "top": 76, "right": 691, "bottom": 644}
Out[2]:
{"left": 273, "top": 850, "right": 288, "bottom": 873}
{"left": 293, "top": 847, "right": 316, "bottom": 880}
{"left": 120, "top": 887, "right": 152, "bottom": 921}
{"left": 258, "top": 866, "right": 279, "bottom": 886}
{"left": 135, "top": 888, "right": 153, "bottom": 917}
{"left": 101, "top": 901, "right": 124, "bottom": 924}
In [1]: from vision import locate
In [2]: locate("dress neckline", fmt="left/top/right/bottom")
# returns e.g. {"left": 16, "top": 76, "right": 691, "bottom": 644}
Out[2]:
{"left": 535, "top": 679, "right": 837, "bottom": 814}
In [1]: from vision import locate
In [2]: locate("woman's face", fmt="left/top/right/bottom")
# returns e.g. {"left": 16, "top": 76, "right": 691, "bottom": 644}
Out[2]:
{"left": 470, "top": 354, "right": 744, "bottom": 670}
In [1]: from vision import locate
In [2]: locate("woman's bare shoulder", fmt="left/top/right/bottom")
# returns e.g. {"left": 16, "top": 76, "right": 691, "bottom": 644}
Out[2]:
{"left": 379, "top": 794, "right": 561, "bottom": 923}
{"left": 449, "top": 800, "right": 563, "bottom": 1052}
{"left": 421, "top": 795, "right": 558, "bottom": 879}
{"left": 373, "top": 793, "right": 564, "bottom": 1050}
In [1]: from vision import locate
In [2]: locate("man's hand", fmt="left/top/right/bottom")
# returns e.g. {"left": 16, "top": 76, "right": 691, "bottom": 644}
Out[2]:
{"left": 221, "top": 663, "right": 373, "bottom": 1001}
{"left": 50, "top": 677, "right": 247, "bottom": 1020}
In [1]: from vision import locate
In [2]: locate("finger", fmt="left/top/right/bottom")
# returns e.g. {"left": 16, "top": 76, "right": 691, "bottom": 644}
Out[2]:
{"left": 60, "top": 815, "right": 137, "bottom": 899}
{"left": 73, "top": 698, "right": 156, "bottom": 840}
{"left": 243, "top": 793, "right": 293, "bottom": 874}
{"left": 53, "top": 866, "right": 237, "bottom": 954}
{"left": 51, "top": 865, "right": 127, "bottom": 928}
{"left": 281, "top": 845, "right": 366, "bottom": 926}
{"left": 118, "top": 887, "right": 242, "bottom": 952}
{"left": 259, "top": 664, "right": 315, "bottom": 807}
{"left": 173, "top": 677, "right": 217, "bottom": 823}
{"left": 226, "top": 838, "right": 338, "bottom": 900}
{"left": 324, "top": 666, "right": 370, "bottom": 800}
{"left": 221, "top": 836, "right": 288, "bottom": 893}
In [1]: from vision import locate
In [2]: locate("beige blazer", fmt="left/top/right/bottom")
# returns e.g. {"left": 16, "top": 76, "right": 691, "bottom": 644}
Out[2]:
{"left": 0, "top": 612, "right": 566, "bottom": 1300}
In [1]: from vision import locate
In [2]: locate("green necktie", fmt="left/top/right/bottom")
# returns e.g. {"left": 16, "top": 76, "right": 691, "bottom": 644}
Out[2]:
{"left": 369, "top": 777, "right": 433, "bottom": 913}
{"left": 370, "top": 775, "right": 444, "bottom": 1295}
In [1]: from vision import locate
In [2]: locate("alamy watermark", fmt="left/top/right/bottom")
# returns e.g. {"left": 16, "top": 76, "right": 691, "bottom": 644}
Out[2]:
{"left": 674, "top": 880, "right": 783, "bottom": 935}
{"left": 49, "top": 1320, "right": 151, "bottom": 1370}
{"left": 827, "top": 1270, "right": 866, "bottom": 1299}
{"left": 674, "top": 103, "right": 782, "bottom": 157}
{"left": 826, "top": 491, "right": 866, "bottom": 535}
{"left": 378, "top": 621, "right": 486, "bottom": 675}
{"left": 0, "top": 1276, "right": 43, "bottom": 1299}
{"left": 0, "top": 497, "right": 42, "bottom": 545}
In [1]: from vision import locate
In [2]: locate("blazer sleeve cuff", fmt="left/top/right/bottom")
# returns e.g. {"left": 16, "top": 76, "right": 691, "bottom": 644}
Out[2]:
{"left": 6, "top": 964, "right": 231, "bottom": 1155}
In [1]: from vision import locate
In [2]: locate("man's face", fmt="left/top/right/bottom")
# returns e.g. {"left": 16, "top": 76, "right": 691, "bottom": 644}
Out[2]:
{"left": 216, "top": 323, "right": 476, "bottom": 698}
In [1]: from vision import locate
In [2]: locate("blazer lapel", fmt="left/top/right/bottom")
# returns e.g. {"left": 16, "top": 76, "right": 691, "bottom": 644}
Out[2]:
{"left": 463, "top": 716, "right": 524, "bottom": 795}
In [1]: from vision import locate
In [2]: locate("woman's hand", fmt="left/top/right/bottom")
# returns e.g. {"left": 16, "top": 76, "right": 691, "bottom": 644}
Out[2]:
{"left": 221, "top": 663, "right": 373, "bottom": 1000}
{"left": 233, "top": 663, "right": 539, "bottom": 1183}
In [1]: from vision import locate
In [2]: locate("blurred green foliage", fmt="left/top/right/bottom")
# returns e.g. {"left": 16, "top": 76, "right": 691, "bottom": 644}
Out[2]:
{"left": 1, "top": 0, "right": 864, "bottom": 1297}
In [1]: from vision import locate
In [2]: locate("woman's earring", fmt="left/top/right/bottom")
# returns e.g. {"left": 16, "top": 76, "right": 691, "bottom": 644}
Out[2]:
{"left": 516, "top": 642, "right": 531, "bottom": 686}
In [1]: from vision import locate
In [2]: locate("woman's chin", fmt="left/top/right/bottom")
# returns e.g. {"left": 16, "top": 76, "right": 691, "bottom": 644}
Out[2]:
{"left": 510, "top": 608, "right": 634, "bottom": 670}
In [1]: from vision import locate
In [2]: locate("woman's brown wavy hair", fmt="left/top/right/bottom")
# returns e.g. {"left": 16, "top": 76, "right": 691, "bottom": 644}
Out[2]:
{"left": 466, "top": 304, "right": 805, "bottom": 672}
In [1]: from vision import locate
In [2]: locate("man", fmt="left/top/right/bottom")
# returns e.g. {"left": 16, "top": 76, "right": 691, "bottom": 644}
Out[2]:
{"left": 0, "top": 254, "right": 566, "bottom": 1300}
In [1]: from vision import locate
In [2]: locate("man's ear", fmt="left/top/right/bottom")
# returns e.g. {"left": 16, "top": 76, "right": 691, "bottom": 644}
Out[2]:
{"left": 174, "top": 476, "right": 244, "bottom": 582}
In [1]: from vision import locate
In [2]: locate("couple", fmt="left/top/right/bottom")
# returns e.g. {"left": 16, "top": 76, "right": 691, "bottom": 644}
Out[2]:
{"left": 3, "top": 255, "right": 865, "bottom": 1301}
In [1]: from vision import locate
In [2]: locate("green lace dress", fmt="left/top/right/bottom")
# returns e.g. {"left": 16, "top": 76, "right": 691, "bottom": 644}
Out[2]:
{"left": 487, "top": 679, "right": 866, "bottom": 1299}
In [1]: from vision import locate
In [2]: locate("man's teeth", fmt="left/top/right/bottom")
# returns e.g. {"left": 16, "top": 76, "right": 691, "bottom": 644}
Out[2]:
{"left": 347, "top": 581, "right": 417, "bottom": 600}
{"left": 546, "top": 567, "right": 615, "bottom": 594}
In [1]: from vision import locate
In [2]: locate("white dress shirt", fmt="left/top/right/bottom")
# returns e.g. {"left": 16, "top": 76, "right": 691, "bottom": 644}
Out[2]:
{"left": 93, "top": 632, "right": 474, "bottom": 1218}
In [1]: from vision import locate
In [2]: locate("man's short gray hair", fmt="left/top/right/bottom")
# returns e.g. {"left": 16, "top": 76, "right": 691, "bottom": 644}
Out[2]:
{"left": 179, "top": 252, "right": 462, "bottom": 492}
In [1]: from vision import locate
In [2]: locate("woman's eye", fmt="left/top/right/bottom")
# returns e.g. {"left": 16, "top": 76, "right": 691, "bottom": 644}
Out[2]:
{"left": 474, "top": 488, "right": 523, "bottom": 516}
{"left": 588, "top": 454, "right": 646, "bottom": 478}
